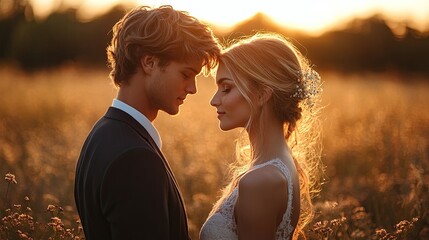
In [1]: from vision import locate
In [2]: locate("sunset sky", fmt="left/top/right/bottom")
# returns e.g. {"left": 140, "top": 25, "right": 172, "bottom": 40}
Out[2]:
{"left": 28, "top": 0, "right": 429, "bottom": 35}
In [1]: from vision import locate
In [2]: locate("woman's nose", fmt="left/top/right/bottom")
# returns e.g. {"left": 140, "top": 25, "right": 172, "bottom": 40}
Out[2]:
{"left": 210, "top": 92, "right": 220, "bottom": 106}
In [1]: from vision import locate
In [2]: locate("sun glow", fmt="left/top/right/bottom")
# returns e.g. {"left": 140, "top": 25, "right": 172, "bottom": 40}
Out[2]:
{"left": 27, "top": 0, "right": 429, "bottom": 35}
{"left": 135, "top": 0, "right": 262, "bottom": 29}
{"left": 260, "top": 0, "right": 374, "bottom": 34}
{"left": 131, "top": 0, "right": 374, "bottom": 34}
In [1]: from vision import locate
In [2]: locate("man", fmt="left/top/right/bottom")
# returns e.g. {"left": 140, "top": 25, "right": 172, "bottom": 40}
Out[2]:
{"left": 74, "top": 5, "right": 220, "bottom": 239}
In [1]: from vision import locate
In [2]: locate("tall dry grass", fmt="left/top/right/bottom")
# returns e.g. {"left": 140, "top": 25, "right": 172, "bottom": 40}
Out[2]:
{"left": 0, "top": 66, "right": 427, "bottom": 239}
{"left": 309, "top": 72, "right": 429, "bottom": 239}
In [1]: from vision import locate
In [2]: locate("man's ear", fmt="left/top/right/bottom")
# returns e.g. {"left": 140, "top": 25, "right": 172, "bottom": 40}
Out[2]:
{"left": 140, "top": 55, "right": 157, "bottom": 74}
{"left": 257, "top": 87, "right": 273, "bottom": 106}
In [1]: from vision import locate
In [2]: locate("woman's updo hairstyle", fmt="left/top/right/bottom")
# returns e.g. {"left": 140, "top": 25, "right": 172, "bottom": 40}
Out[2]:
{"left": 220, "top": 33, "right": 320, "bottom": 139}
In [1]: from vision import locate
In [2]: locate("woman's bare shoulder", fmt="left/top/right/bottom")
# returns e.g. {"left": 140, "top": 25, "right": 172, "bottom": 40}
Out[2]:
{"left": 238, "top": 164, "right": 288, "bottom": 199}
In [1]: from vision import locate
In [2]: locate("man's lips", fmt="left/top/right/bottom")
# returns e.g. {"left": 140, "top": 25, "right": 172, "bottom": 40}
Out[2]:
{"left": 177, "top": 96, "right": 186, "bottom": 104}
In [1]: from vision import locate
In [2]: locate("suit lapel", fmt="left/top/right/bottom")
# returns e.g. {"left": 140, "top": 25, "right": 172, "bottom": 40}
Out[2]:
{"left": 104, "top": 107, "right": 178, "bottom": 180}
{"left": 104, "top": 107, "right": 188, "bottom": 221}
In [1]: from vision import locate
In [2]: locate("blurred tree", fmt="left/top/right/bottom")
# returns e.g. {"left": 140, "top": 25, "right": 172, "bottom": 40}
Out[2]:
{"left": 9, "top": 9, "right": 80, "bottom": 69}
{"left": 289, "top": 15, "right": 429, "bottom": 73}
{"left": 77, "top": 5, "right": 126, "bottom": 66}
{"left": 6, "top": 4, "right": 125, "bottom": 70}
{"left": 0, "top": 0, "right": 33, "bottom": 60}
{"left": 393, "top": 27, "right": 429, "bottom": 72}
{"left": 303, "top": 16, "right": 396, "bottom": 72}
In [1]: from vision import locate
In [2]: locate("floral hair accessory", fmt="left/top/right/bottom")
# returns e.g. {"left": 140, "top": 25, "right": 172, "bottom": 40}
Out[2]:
{"left": 291, "top": 67, "right": 322, "bottom": 111}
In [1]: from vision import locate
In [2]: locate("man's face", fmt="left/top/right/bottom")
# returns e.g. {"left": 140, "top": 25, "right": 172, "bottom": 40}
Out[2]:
{"left": 145, "top": 59, "right": 203, "bottom": 115}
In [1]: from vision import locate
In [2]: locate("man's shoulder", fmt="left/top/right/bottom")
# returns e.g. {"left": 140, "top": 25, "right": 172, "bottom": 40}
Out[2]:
{"left": 80, "top": 117, "right": 156, "bottom": 165}
{"left": 88, "top": 115, "right": 144, "bottom": 141}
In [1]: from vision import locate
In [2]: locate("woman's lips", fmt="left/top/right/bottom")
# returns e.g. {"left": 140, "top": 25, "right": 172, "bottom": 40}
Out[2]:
{"left": 216, "top": 111, "right": 225, "bottom": 118}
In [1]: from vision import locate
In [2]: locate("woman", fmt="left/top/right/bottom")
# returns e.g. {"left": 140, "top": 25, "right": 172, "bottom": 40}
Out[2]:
{"left": 200, "top": 33, "right": 324, "bottom": 240}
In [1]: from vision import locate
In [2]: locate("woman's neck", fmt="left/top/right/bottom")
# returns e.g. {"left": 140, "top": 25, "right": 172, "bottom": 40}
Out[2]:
{"left": 248, "top": 117, "right": 290, "bottom": 166}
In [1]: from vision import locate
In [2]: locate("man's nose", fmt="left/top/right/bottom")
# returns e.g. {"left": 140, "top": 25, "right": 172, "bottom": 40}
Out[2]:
{"left": 186, "top": 78, "right": 197, "bottom": 94}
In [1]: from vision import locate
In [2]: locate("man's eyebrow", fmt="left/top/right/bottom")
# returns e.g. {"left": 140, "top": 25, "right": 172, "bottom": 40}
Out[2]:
{"left": 184, "top": 67, "right": 200, "bottom": 74}
{"left": 216, "top": 77, "right": 232, "bottom": 84}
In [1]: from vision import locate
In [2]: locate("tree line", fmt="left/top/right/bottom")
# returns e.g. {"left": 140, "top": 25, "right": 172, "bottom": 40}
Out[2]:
{"left": 1, "top": 1, "right": 428, "bottom": 73}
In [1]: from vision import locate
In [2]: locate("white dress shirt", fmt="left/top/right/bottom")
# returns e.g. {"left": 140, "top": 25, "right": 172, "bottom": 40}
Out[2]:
{"left": 111, "top": 99, "right": 162, "bottom": 149}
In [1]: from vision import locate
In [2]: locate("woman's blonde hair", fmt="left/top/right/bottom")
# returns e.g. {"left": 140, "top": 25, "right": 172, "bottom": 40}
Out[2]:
{"left": 107, "top": 5, "right": 221, "bottom": 86}
{"left": 210, "top": 32, "right": 324, "bottom": 239}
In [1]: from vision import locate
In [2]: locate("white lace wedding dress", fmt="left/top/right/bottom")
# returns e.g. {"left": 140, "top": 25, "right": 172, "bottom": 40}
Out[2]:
{"left": 200, "top": 158, "right": 295, "bottom": 240}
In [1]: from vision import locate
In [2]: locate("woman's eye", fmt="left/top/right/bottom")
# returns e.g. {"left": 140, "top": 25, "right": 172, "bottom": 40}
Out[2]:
{"left": 221, "top": 85, "right": 230, "bottom": 93}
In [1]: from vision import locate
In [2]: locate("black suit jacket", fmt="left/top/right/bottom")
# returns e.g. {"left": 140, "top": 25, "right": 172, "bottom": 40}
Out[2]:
{"left": 74, "top": 107, "right": 189, "bottom": 240}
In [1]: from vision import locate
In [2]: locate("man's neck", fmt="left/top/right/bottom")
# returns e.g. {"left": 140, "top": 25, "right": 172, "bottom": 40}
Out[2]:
{"left": 116, "top": 87, "right": 158, "bottom": 122}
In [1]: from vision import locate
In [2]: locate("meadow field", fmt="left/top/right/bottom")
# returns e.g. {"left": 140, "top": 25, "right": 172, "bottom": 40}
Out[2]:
{"left": 0, "top": 66, "right": 428, "bottom": 239}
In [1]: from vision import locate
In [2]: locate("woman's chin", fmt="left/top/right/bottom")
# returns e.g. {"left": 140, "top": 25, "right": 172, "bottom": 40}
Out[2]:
{"left": 219, "top": 123, "right": 235, "bottom": 131}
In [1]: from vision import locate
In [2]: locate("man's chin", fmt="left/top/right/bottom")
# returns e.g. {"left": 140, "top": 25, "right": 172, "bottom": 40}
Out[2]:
{"left": 163, "top": 107, "right": 180, "bottom": 116}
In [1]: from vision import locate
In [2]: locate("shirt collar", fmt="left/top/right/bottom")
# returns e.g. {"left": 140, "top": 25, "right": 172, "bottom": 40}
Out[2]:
{"left": 111, "top": 99, "right": 162, "bottom": 149}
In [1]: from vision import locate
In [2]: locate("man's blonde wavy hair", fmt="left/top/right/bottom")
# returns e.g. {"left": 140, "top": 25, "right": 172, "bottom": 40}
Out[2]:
{"left": 107, "top": 5, "right": 221, "bottom": 86}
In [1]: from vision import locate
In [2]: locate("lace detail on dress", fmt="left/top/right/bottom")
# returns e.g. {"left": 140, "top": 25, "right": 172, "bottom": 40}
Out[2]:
{"left": 200, "top": 158, "right": 295, "bottom": 240}
{"left": 218, "top": 188, "right": 239, "bottom": 232}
